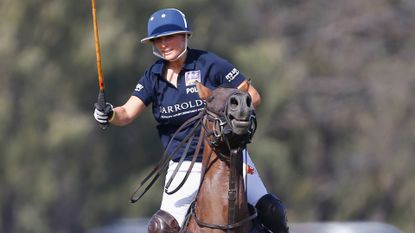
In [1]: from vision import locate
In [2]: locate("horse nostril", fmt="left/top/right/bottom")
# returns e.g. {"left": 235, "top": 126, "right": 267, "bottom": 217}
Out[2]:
{"left": 246, "top": 95, "right": 252, "bottom": 107}
{"left": 230, "top": 96, "right": 239, "bottom": 108}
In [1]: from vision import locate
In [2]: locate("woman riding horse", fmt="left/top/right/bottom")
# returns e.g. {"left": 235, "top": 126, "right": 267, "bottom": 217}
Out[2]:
{"left": 93, "top": 8, "right": 289, "bottom": 233}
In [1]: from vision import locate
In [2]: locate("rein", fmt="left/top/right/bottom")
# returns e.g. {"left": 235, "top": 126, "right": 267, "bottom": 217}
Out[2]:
{"left": 130, "top": 111, "right": 204, "bottom": 203}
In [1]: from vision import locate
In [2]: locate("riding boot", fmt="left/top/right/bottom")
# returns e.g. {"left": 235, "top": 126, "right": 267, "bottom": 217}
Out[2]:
{"left": 148, "top": 210, "right": 180, "bottom": 233}
{"left": 255, "top": 193, "right": 290, "bottom": 233}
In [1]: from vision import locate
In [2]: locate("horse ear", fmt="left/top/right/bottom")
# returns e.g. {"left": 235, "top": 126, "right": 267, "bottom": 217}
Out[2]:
{"left": 196, "top": 82, "right": 212, "bottom": 100}
{"left": 238, "top": 79, "right": 251, "bottom": 92}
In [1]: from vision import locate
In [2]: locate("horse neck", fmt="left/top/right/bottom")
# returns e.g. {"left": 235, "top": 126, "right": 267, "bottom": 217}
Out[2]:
{"left": 195, "top": 143, "right": 251, "bottom": 229}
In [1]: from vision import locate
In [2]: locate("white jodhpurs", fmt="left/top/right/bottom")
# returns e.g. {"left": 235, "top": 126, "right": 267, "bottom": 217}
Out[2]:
{"left": 159, "top": 149, "right": 268, "bottom": 226}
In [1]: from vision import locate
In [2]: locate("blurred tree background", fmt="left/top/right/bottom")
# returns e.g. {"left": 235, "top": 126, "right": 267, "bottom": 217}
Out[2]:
{"left": 1, "top": 0, "right": 414, "bottom": 232}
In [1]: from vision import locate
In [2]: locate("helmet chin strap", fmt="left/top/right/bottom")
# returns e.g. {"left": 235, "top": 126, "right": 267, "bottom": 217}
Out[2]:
{"left": 152, "top": 36, "right": 188, "bottom": 61}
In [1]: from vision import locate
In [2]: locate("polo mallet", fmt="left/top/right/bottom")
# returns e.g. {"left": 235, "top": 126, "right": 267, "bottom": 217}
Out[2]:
{"left": 91, "top": 0, "right": 108, "bottom": 129}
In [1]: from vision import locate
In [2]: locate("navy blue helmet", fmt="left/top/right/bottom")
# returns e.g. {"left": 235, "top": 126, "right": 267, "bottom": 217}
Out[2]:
{"left": 141, "top": 8, "right": 192, "bottom": 43}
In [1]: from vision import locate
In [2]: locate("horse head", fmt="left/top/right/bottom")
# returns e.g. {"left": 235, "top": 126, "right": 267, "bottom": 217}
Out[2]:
{"left": 196, "top": 81, "right": 257, "bottom": 154}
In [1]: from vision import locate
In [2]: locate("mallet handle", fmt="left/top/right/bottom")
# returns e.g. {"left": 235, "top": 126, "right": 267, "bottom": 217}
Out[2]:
{"left": 91, "top": 0, "right": 105, "bottom": 92}
{"left": 91, "top": 0, "right": 109, "bottom": 130}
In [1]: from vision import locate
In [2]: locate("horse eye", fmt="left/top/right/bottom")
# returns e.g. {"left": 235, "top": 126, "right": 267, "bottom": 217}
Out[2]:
{"left": 207, "top": 96, "right": 214, "bottom": 103}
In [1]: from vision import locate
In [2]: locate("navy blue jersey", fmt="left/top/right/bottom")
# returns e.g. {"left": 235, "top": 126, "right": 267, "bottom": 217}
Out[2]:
{"left": 133, "top": 48, "right": 246, "bottom": 161}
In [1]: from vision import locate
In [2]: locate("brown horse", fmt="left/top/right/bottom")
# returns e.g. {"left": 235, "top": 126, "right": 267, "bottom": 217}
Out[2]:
{"left": 183, "top": 81, "right": 258, "bottom": 233}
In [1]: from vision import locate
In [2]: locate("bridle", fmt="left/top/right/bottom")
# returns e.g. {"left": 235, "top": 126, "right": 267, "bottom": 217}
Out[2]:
{"left": 202, "top": 107, "right": 256, "bottom": 159}
{"left": 187, "top": 90, "right": 258, "bottom": 233}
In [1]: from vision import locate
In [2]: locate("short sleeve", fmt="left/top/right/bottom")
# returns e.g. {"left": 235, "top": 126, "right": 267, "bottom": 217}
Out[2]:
{"left": 210, "top": 59, "right": 246, "bottom": 88}
{"left": 132, "top": 69, "right": 154, "bottom": 106}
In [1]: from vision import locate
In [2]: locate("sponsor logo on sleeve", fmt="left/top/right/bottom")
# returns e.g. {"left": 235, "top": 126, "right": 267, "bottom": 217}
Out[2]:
{"left": 225, "top": 68, "right": 240, "bottom": 82}
{"left": 134, "top": 83, "right": 144, "bottom": 92}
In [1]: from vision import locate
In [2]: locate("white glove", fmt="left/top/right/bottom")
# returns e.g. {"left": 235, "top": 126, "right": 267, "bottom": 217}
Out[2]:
{"left": 94, "top": 103, "right": 114, "bottom": 125}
